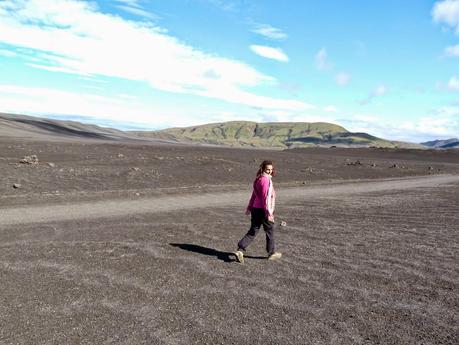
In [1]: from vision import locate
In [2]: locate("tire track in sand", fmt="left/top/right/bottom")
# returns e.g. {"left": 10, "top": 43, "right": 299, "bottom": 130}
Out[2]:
{"left": 1, "top": 174, "right": 458, "bottom": 227}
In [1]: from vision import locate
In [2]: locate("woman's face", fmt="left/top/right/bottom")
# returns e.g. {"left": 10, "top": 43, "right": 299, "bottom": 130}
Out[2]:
{"left": 264, "top": 164, "right": 274, "bottom": 175}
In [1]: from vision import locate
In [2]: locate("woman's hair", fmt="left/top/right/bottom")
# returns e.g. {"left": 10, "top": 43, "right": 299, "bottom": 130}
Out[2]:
{"left": 256, "top": 160, "right": 275, "bottom": 177}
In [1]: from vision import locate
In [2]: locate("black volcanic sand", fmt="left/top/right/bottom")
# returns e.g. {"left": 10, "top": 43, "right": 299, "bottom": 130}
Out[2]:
{"left": 2, "top": 138, "right": 459, "bottom": 207}
{"left": 1, "top": 137, "right": 459, "bottom": 344}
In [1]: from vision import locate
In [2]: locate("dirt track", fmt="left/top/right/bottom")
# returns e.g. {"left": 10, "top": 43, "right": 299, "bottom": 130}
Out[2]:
{"left": 1, "top": 175, "right": 458, "bottom": 226}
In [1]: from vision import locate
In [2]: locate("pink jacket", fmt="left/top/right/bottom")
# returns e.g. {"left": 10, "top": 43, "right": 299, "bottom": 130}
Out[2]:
{"left": 246, "top": 174, "right": 275, "bottom": 218}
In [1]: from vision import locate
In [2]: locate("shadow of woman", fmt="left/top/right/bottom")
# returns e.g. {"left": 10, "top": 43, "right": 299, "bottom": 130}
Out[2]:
{"left": 169, "top": 243, "right": 266, "bottom": 263}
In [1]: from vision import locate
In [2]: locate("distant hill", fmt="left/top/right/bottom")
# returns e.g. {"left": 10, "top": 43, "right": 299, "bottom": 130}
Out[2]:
{"left": 0, "top": 112, "right": 132, "bottom": 140}
{"left": 131, "top": 121, "right": 423, "bottom": 149}
{"left": 0, "top": 112, "right": 171, "bottom": 143}
{"left": 421, "top": 138, "right": 459, "bottom": 149}
{"left": 0, "top": 113, "right": 428, "bottom": 149}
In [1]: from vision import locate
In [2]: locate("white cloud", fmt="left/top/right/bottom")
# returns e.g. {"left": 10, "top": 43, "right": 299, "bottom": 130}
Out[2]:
{"left": 202, "top": 0, "right": 238, "bottom": 12}
{"left": 373, "top": 85, "right": 387, "bottom": 96}
{"left": 353, "top": 114, "right": 380, "bottom": 123}
{"left": 115, "top": 0, "right": 142, "bottom": 6}
{"left": 323, "top": 105, "right": 337, "bottom": 113}
{"left": 0, "top": 84, "right": 209, "bottom": 128}
{"left": 315, "top": 47, "right": 332, "bottom": 71}
{"left": 114, "top": 0, "right": 158, "bottom": 20}
{"left": 250, "top": 45, "right": 289, "bottom": 62}
{"left": 432, "top": 0, "right": 459, "bottom": 32}
{"left": 341, "top": 112, "right": 459, "bottom": 142}
{"left": 252, "top": 24, "right": 287, "bottom": 40}
{"left": 0, "top": 84, "right": 150, "bottom": 123}
{"left": 0, "top": 49, "right": 17, "bottom": 57}
{"left": 445, "top": 44, "right": 459, "bottom": 56}
{"left": 336, "top": 72, "right": 351, "bottom": 86}
{"left": 359, "top": 84, "right": 387, "bottom": 105}
{"left": 116, "top": 5, "right": 158, "bottom": 20}
{"left": 448, "top": 76, "right": 459, "bottom": 91}
{"left": 435, "top": 105, "right": 459, "bottom": 116}
{"left": 0, "top": 0, "right": 310, "bottom": 112}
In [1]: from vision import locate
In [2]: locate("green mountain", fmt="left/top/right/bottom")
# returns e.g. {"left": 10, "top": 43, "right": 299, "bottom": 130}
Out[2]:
{"left": 131, "top": 121, "right": 421, "bottom": 149}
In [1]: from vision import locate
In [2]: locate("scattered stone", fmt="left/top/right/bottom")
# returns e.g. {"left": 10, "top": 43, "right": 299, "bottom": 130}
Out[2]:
{"left": 132, "top": 167, "right": 141, "bottom": 171}
{"left": 117, "top": 153, "right": 125, "bottom": 158}
{"left": 13, "top": 183, "right": 21, "bottom": 189}
{"left": 135, "top": 193, "right": 140, "bottom": 196}
{"left": 347, "top": 160, "right": 362, "bottom": 166}
{"left": 280, "top": 221, "right": 287, "bottom": 227}
{"left": 390, "top": 164, "right": 399, "bottom": 168}
{"left": 47, "top": 162, "right": 56, "bottom": 167}
{"left": 428, "top": 166, "right": 433, "bottom": 170}
{"left": 370, "top": 163, "right": 377, "bottom": 167}
{"left": 19, "top": 155, "right": 39, "bottom": 164}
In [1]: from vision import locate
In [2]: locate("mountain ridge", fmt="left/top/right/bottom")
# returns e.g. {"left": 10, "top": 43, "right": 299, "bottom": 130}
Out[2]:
{"left": 0, "top": 112, "right": 441, "bottom": 149}
{"left": 421, "top": 138, "right": 459, "bottom": 149}
{"left": 131, "top": 120, "right": 424, "bottom": 149}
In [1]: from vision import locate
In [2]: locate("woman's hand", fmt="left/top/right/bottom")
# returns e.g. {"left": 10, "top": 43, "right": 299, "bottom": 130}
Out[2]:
{"left": 245, "top": 209, "right": 251, "bottom": 216}
{"left": 268, "top": 215, "right": 275, "bottom": 223}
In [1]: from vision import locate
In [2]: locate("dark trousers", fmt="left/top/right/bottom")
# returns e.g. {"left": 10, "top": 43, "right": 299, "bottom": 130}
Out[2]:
{"left": 238, "top": 208, "right": 275, "bottom": 255}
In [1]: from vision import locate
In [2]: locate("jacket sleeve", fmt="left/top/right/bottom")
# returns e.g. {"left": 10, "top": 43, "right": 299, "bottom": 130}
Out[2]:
{"left": 246, "top": 190, "right": 255, "bottom": 212}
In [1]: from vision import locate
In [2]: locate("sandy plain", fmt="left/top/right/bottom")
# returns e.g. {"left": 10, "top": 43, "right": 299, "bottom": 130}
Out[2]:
{"left": 1, "top": 136, "right": 458, "bottom": 345}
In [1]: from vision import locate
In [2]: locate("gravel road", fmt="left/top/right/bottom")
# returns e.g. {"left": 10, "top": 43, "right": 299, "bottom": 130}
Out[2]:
{"left": 2, "top": 174, "right": 458, "bottom": 226}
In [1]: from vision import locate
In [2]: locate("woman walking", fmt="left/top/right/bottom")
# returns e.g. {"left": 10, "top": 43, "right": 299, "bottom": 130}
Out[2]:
{"left": 234, "top": 160, "right": 282, "bottom": 263}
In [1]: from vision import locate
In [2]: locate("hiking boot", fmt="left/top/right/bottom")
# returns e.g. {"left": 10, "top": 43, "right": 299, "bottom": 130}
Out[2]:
{"left": 234, "top": 250, "right": 244, "bottom": 263}
{"left": 268, "top": 252, "right": 282, "bottom": 261}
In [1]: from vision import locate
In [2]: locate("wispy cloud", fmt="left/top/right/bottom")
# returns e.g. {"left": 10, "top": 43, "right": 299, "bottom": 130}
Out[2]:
{"left": 200, "top": 0, "right": 238, "bottom": 12}
{"left": 114, "top": 0, "right": 158, "bottom": 20}
{"left": 0, "top": 0, "right": 311, "bottom": 112}
{"left": 252, "top": 24, "right": 287, "bottom": 40}
{"left": 315, "top": 47, "right": 332, "bottom": 71}
{"left": 336, "top": 72, "right": 351, "bottom": 86}
{"left": 116, "top": 5, "right": 158, "bottom": 20}
{"left": 323, "top": 105, "right": 337, "bottom": 113}
{"left": 433, "top": 1, "right": 459, "bottom": 57}
{"left": 445, "top": 44, "right": 459, "bottom": 56}
{"left": 447, "top": 75, "right": 459, "bottom": 91}
{"left": 250, "top": 45, "right": 289, "bottom": 62}
{"left": 341, "top": 112, "right": 459, "bottom": 142}
{"left": 432, "top": 0, "right": 459, "bottom": 33}
{"left": 359, "top": 84, "right": 387, "bottom": 105}
{"left": 0, "top": 48, "right": 17, "bottom": 57}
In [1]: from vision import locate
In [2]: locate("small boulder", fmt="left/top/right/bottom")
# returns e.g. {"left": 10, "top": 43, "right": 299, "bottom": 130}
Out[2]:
{"left": 13, "top": 183, "right": 21, "bottom": 189}
{"left": 19, "top": 155, "right": 39, "bottom": 164}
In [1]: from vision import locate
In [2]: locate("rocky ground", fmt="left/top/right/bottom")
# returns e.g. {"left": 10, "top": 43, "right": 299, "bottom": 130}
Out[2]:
{"left": 1, "top": 137, "right": 458, "bottom": 344}
{"left": 2, "top": 138, "right": 458, "bottom": 207}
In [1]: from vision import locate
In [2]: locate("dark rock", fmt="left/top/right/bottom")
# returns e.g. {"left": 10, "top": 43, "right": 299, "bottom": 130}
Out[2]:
{"left": 19, "top": 155, "right": 39, "bottom": 164}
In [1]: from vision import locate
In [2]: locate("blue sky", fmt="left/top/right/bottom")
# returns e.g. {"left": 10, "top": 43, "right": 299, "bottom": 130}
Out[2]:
{"left": 0, "top": 0, "right": 458, "bottom": 142}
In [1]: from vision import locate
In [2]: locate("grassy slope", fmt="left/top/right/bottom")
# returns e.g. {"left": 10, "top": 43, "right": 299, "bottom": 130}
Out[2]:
{"left": 132, "top": 121, "right": 421, "bottom": 149}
